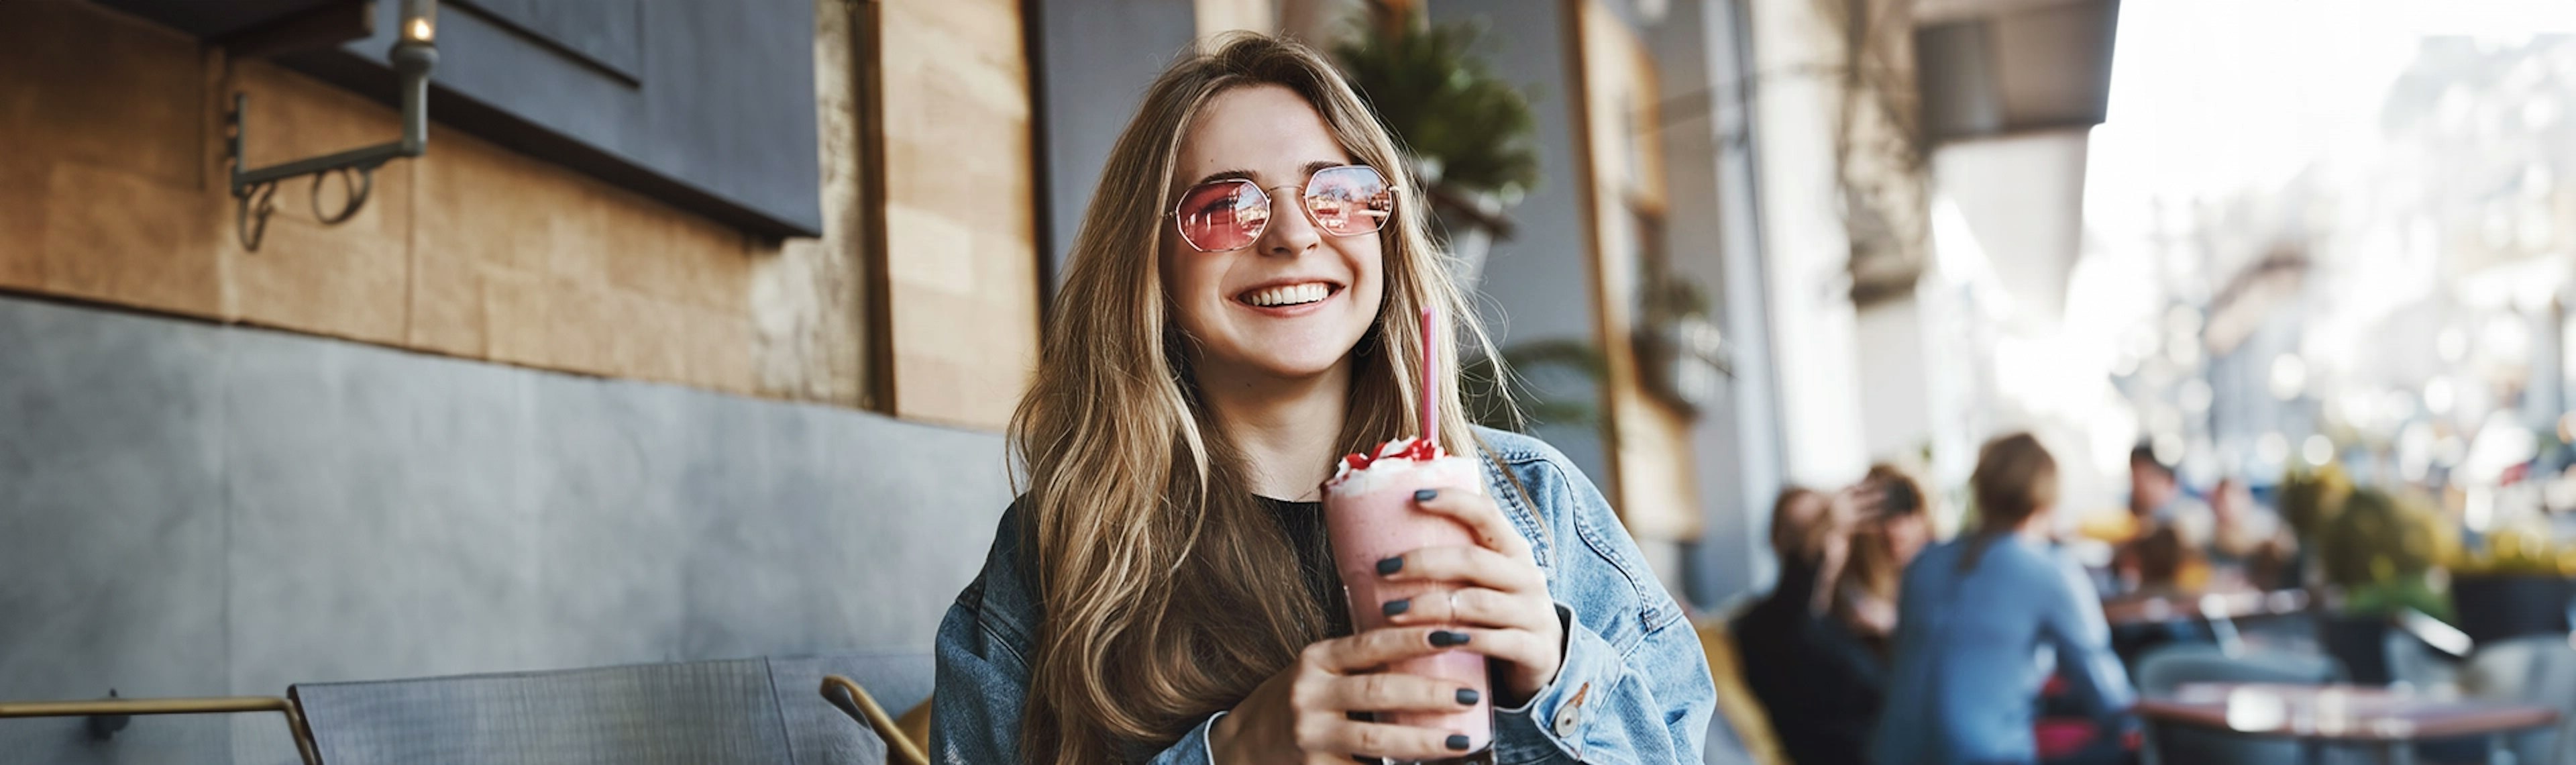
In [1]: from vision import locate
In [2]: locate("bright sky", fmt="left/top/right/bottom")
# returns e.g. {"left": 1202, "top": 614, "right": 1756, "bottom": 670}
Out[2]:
{"left": 2085, "top": 0, "right": 2576, "bottom": 255}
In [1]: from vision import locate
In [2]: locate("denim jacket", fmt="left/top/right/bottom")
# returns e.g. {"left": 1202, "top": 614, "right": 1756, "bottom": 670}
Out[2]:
{"left": 930, "top": 426, "right": 1714, "bottom": 763}
{"left": 1868, "top": 536, "right": 2137, "bottom": 764}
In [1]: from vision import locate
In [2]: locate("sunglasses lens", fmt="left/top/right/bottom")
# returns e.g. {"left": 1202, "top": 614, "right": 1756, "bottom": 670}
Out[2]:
{"left": 1305, "top": 166, "right": 1392, "bottom": 236}
{"left": 1177, "top": 180, "right": 1268, "bottom": 251}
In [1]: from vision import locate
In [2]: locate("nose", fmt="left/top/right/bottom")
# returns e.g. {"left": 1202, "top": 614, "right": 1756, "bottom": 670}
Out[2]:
{"left": 1254, "top": 184, "right": 1322, "bottom": 257}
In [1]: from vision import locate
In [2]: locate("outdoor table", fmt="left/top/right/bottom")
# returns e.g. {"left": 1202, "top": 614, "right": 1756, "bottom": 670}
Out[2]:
{"left": 2102, "top": 589, "right": 2308, "bottom": 627}
{"left": 2103, "top": 589, "right": 2308, "bottom": 654}
{"left": 2134, "top": 682, "right": 2561, "bottom": 765}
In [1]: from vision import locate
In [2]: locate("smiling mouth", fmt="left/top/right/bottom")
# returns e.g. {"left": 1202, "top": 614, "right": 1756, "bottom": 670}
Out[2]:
{"left": 1238, "top": 282, "right": 1340, "bottom": 308}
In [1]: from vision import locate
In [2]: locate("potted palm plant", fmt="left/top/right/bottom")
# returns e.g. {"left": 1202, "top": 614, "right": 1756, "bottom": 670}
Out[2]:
{"left": 1333, "top": 17, "right": 1539, "bottom": 292}
{"left": 2313, "top": 487, "right": 2456, "bottom": 684}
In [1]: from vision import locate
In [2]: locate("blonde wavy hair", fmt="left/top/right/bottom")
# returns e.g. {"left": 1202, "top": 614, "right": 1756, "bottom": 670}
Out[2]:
{"left": 1008, "top": 32, "right": 1507, "bottom": 762}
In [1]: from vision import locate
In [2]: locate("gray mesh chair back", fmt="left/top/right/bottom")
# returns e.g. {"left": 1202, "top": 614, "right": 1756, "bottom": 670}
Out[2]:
{"left": 2137, "top": 643, "right": 2347, "bottom": 765}
{"left": 289, "top": 657, "right": 881, "bottom": 765}
{"left": 771, "top": 653, "right": 930, "bottom": 764}
{"left": 2462, "top": 635, "right": 2576, "bottom": 765}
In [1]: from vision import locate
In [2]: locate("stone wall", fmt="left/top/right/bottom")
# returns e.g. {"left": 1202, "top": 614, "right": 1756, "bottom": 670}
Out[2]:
{"left": 0, "top": 294, "right": 1010, "bottom": 764}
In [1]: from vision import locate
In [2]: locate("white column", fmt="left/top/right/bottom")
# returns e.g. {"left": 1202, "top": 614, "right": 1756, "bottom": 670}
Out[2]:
{"left": 1746, "top": 0, "right": 1870, "bottom": 487}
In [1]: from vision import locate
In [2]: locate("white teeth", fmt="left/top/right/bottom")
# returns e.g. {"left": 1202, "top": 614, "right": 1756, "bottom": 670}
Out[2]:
{"left": 1246, "top": 283, "right": 1330, "bottom": 307}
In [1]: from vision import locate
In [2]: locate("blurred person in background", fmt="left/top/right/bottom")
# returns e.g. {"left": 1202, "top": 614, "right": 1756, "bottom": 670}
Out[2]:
{"left": 930, "top": 34, "right": 1711, "bottom": 764}
{"left": 2206, "top": 477, "right": 2298, "bottom": 589}
{"left": 2126, "top": 445, "right": 2212, "bottom": 548}
{"left": 1733, "top": 480, "right": 1896, "bottom": 765}
{"left": 1874, "top": 434, "right": 2138, "bottom": 765}
{"left": 1834, "top": 464, "right": 1933, "bottom": 651}
{"left": 2114, "top": 446, "right": 2212, "bottom": 594}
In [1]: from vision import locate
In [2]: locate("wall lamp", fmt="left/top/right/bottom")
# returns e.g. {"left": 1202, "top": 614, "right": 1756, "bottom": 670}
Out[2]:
{"left": 227, "top": 0, "right": 439, "bottom": 251}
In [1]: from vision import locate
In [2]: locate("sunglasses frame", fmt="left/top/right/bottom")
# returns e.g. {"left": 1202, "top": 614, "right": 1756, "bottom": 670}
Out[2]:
{"left": 1167, "top": 164, "right": 1399, "bottom": 253}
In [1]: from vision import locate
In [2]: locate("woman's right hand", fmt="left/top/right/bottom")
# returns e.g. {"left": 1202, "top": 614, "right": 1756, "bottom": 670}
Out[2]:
{"left": 1209, "top": 626, "right": 1488, "bottom": 764}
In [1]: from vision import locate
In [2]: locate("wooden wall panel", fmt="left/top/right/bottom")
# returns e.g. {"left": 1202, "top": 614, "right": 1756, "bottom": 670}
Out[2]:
{"left": 0, "top": 0, "right": 879, "bottom": 409}
{"left": 873, "top": 0, "right": 1042, "bottom": 429}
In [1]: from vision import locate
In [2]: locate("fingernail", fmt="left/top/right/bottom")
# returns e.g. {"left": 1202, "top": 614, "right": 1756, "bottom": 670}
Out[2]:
{"left": 1446, "top": 733, "right": 1470, "bottom": 751}
{"left": 1351, "top": 757, "right": 1375, "bottom": 764}
{"left": 1381, "top": 599, "right": 1410, "bottom": 617}
{"left": 1377, "top": 556, "right": 1403, "bottom": 575}
{"left": 1430, "top": 630, "right": 1470, "bottom": 647}
{"left": 1414, "top": 488, "right": 1438, "bottom": 502}
{"left": 1456, "top": 688, "right": 1480, "bottom": 705}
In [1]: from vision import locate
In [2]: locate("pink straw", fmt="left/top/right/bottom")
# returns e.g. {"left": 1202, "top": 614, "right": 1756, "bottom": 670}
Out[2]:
{"left": 1419, "top": 307, "right": 1438, "bottom": 448}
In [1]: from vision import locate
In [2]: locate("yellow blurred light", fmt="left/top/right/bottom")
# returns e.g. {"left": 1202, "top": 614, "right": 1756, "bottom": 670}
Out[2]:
{"left": 407, "top": 18, "right": 435, "bottom": 42}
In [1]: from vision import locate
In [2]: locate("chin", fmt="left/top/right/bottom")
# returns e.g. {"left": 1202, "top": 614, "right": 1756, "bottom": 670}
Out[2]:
{"left": 1241, "top": 346, "right": 1353, "bottom": 379}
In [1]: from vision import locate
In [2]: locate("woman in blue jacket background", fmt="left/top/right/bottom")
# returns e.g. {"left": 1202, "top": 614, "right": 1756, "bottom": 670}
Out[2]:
{"left": 1873, "top": 433, "right": 2137, "bottom": 764}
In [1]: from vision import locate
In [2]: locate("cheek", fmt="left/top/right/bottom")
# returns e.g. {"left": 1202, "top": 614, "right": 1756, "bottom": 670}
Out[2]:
{"left": 1342, "top": 236, "right": 1389, "bottom": 309}
{"left": 1159, "top": 248, "right": 1218, "bottom": 328}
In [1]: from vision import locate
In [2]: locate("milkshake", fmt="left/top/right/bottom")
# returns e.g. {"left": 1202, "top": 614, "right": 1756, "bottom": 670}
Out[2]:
{"left": 1322, "top": 436, "right": 1494, "bottom": 764}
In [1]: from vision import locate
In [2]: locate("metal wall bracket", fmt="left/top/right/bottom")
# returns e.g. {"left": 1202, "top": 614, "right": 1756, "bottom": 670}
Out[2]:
{"left": 228, "top": 0, "right": 440, "bottom": 251}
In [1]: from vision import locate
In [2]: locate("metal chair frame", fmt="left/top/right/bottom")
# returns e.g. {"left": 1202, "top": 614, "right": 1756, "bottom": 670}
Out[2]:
{"left": 0, "top": 695, "right": 323, "bottom": 765}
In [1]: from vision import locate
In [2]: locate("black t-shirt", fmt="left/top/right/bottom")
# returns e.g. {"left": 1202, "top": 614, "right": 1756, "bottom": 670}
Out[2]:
{"left": 1256, "top": 495, "right": 1353, "bottom": 635}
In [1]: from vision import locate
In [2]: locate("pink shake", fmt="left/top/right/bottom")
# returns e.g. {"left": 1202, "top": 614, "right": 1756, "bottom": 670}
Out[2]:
{"left": 1322, "top": 437, "right": 1493, "bottom": 763}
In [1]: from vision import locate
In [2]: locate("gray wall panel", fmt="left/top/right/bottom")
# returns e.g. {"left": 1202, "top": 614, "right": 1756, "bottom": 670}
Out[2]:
{"left": 1032, "top": 0, "right": 1198, "bottom": 294}
{"left": 0, "top": 298, "right": 233, "bottom": 763}
{"left": 223, "top": 329, "right": 547, "bottom": 694}
{"left": 0, "top": 295, "right": 1008, "bottom": 763}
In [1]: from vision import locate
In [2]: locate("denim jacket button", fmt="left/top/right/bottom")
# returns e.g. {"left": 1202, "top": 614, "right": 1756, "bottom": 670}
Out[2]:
{"left": 1552, "top": 683, "right": 1587, "bottom": 737}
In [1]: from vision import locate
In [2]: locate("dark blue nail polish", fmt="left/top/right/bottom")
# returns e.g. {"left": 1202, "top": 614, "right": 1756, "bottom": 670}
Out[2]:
{"left": 1446, "top": 734, "right": 1470, "bottom": 751}
{"left": 1414, "top": 488, "right": 1438, "bottom": 502}
{"left": 1382, "top": 599, "right": 1410, "bottom": 617}
{"left": 1430, "top": 630, "right": 1469, "bottom": 647}
{"left": 1377, "top": 556, "right": 1403, "bottom": 575}
{"left": 1456, "top": 688, "right": 1480, "bottom": 705}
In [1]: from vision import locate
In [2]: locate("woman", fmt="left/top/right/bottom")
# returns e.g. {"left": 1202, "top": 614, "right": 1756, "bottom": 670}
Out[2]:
{"left": 1834, "top": 464, "right": 1933, "bottom": 650}
{"left": 930, "top": 34, "right": 1713, "bottom": 764}
{"left": 1733, "top": 486, "right": 1885, "bottom": 765}
{"left": 1872, "top": 434, "right": 2135, "bottom": 765}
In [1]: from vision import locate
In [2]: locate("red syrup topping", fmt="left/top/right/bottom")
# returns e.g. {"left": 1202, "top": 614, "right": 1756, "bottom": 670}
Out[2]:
{"left": 1337, "top": 438, "right": 1442, "bottom": 473}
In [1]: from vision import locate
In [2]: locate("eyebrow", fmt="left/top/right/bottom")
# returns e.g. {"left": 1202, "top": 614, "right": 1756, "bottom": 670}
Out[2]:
{"left": 1183, "top": 160, "right": 1349, "bottom": 190}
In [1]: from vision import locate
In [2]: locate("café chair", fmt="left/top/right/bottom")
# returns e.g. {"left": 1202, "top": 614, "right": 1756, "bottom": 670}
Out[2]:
{"left": 820, "top": 674, "right": 928, "bottom": 765}
{"left": 2461, "top": 634, "right": 2576, "bottom": 765}
{"left": 1697, "top": 617, "right": 1790, "bottom": 765}
{"left": 1, "top": 657, "right": 885, "bottom": 764}
{"left": 895, "top": 697, "right": 930, "bottom": 758}
{"left": 0, "top": 693, "right": 323, "bottom": 764}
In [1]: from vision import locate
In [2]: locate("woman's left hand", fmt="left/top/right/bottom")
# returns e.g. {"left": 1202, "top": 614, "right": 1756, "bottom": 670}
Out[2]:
{"left": 1375, "top": 487, "right": 1564, "bottom": 705}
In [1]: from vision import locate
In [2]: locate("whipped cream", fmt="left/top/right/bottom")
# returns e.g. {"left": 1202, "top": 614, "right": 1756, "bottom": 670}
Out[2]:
{"left": 1324, "top": 437, "right": 1486, "bottom": 497}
